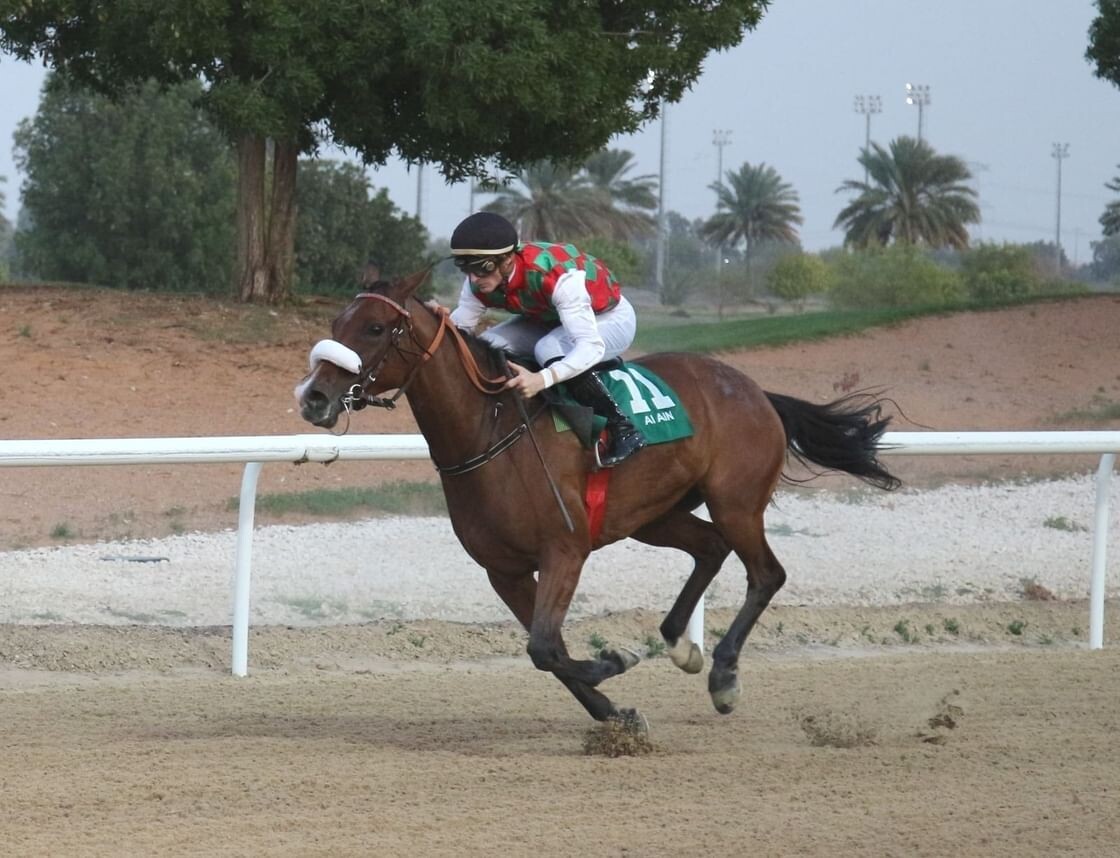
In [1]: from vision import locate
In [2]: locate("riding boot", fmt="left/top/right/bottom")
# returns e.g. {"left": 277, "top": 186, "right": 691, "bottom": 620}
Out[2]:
{"left": 565, "top": 371, "right": 647, "bottom": 467}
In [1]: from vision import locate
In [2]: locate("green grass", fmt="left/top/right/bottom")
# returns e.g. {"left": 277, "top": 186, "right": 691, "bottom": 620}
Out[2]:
{"left": 1043, "top": 515, "right": 1088, "bottom": 533}
{"left": 632, "top": 293, "right": 1098, "bottom": 355}
{"left": 1051, "top": 398, "right": 1120, "bottom": 424}
{"left": 231, "top": 480, "right": 448, "bottom": 517}
{"left": 633, "top": 306, "right": 935, "bottom": 354}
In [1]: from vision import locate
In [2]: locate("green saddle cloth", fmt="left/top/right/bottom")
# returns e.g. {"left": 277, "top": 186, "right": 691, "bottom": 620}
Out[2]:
{"left": 550, "top": 363, "right": 695, "bottom": 448}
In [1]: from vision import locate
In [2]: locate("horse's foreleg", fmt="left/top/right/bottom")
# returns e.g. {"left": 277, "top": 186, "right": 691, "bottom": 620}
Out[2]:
{"left": 526, "top": 554, "right": 640, "bottom": 692}
{"left": 485, "top": 568, "right": 620, "bottom": 722}
{"left": 705, "top": 511, "right": 786, "bottom": 715}
{"left": 632, "top": 510, "right": 732, "bottom": 675}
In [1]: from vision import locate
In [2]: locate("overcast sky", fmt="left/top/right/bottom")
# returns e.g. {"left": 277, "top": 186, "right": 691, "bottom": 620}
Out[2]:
{"left": 2, "top": 0, "right": 1118, "bottom": 261}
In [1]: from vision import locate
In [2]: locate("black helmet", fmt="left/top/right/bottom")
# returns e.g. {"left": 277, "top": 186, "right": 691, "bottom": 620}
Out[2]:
{"left": 450, "top": 212, "right": 517, "bottom": 257}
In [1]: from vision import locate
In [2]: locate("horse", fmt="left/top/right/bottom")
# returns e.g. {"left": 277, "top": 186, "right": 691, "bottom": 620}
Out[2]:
{"left": 295, "top": 268, "right": 900, "bottom": 726}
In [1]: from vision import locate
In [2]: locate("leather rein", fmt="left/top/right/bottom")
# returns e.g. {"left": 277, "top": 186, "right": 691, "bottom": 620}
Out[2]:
{"left": 339, "top": 294, "right": 534, "bottom": 477}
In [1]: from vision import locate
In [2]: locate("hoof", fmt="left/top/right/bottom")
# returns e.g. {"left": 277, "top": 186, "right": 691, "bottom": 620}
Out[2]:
{"left": 667, "top": 638, "right": 704, "bottom": 674}
{"left": 602, "top": 646, "right": 641, "bottom": 674}
{"left": 613, "top": 707, "right": 650, "bottom": 736}
{"left": 709, "top": 669, "right": 740, "bottom": 715}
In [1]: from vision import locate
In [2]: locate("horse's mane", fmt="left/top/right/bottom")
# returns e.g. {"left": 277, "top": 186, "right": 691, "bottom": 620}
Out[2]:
{"left": 411, "top": 295, "right": 518, "bottom": 377}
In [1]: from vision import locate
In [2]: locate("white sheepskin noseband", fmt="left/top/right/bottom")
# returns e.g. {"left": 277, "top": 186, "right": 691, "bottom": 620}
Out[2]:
{"left": 308, "top": 339, "right": 362, "bottom": 375}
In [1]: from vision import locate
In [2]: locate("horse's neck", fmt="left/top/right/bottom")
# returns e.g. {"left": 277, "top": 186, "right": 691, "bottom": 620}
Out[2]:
{"left": 403, "top": 320, "right": 509, "bottom": 461}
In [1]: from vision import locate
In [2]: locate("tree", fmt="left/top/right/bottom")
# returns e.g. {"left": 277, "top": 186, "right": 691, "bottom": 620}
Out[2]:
{"left": 1099, "top": 167, "right": 1120, "bottom": 235}
{"left": 0, "top": 176, "right": 10, "bottom": 278}
{"left": 2, "top": 1, "right": 770, "bottom": 303}
{"left": 481, "top": 162, "right": 600, "bottom": 241}
{"left": 699, "top": 162, "right": 802, "bottom": 254}
{"left": 582, "top": 149, "right": 658, "bottom": 239}
{"left": 13, "top": 75, "right": 236, "bottom": 292}
{"left": 482, "top": 151, "right": 657, "bottom": 242}
{"left": 834, "top": 136, "right": 979, "bottom": 250}
{"left": 295, "top": 160, "right": 428, "bottom": 294}
{"left": 699, "top": 162, "right": 802, "bottom": 315}
{"left": 1087, "top": 0, "right": 1120, "bottom": 88}
{"left": 1089, "top": 233, "right": 1120, "bottom": 282}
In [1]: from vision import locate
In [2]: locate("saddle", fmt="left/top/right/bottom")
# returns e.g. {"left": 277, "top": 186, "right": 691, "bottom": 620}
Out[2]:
{"left": 498, "top": 353, "right": 693, "bottom": 452}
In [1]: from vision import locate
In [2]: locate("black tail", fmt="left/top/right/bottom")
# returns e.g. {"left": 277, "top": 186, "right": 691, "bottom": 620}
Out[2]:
{"left": 766, "top": 392, "right": 901, "bottom": 491}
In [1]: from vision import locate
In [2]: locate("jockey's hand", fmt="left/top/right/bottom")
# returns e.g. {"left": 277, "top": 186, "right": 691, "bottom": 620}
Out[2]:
{"left": 504, "top": 362, "right": 547, "bottom": 398}
{"left": 424, "top": 299, "right": 448, "bottom": 315}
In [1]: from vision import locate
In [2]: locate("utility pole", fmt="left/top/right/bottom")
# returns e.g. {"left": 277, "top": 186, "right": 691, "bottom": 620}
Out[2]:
{"left": 853, "top": 95, "right": 882, "bottom": 183}
{"left": 905, "top": 83, "right": 931, "bottom": 142}
{"left": 655, "top": 100, "right": 669, "bottom": 301}
{"left": 1052, "top": 142, "right": 1070, "bottom": 276}
{"left": 415, "top": 163, "right": 424, "bottom": 223}
{"left": 712, "top": 129, "right": 731, "bottom": 272}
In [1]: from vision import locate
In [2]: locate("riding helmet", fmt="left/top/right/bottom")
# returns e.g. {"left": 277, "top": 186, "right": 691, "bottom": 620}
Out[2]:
{"left": 450, "top": 212, "right": 518, "bottom": 257}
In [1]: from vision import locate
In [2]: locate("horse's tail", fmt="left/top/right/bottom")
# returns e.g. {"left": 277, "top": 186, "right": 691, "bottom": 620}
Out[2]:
{"left": 765, "top": 391, "right": 901, "bottom": 491}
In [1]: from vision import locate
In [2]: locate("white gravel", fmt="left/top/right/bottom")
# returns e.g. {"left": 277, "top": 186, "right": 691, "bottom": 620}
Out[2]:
{"left": 1, "top": 474, "right": 1116, "bottom": 628}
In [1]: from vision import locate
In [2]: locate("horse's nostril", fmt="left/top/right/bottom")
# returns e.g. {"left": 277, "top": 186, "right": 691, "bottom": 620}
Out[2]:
{"left": 305, "top": 390, "right": 329, "bottom": 410}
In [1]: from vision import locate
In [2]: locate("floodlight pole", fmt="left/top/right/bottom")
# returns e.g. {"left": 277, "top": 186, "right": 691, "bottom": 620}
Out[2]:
{"left": 853, "top": 94, "right": 882, "bottom": 184}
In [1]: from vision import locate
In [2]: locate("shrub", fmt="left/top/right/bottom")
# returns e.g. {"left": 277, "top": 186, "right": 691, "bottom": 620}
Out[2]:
{"left": 767, "top": 253, "right": 831, "bottom": 309}
{"left": 827, "top": 245, "right": 963, "bottom": 309}
{"left": 960, "top": 243, "right": 1041, "bottom": 302}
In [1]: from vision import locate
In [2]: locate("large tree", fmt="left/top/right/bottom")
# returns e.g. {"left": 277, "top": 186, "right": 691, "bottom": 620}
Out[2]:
{"left": 295, "top": 160, "right": 428, "bottom": 294}
{"left": 1, "top": 1, "right": 770, "bottom": 303}
{"left": 834, "top": 136, "right": 979, "bottom": 250}
{"left": 1087, "top": 0, "right": 1120, "bottom": 87}
{"left": 13, "top": 75, "right": 236, "bottom": 292}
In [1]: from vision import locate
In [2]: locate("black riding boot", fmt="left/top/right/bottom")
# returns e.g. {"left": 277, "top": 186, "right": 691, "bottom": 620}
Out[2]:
{"left": 565, "top": 371, "right": 647, "bottom": 467}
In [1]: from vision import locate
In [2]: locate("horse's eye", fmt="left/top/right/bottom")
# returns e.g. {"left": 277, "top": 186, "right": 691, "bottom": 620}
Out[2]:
{"left": 367, "top": 324, "right": 384, "bottom": 337}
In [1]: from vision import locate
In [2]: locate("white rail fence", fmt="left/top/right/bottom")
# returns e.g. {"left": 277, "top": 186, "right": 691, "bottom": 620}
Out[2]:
{"left": 0, "top": 431, "right": 1116, "bottom": 675}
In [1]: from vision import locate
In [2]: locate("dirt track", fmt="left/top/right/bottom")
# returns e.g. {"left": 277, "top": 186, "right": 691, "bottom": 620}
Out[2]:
{"left": 2, "top": 633, "right": 1118, "bottom": 856}
{"left": 2, "top": 288, "right": 1120, "bottom": 854}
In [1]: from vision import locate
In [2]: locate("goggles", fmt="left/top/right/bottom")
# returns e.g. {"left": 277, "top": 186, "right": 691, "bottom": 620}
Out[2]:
{"left": 453, "top": 255, "right": 500, "bottom": 276}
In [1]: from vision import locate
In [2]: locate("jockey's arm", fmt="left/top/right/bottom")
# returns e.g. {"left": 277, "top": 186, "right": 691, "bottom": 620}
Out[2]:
{"left": 448, "top": 278, "right": 486, "bottom": 329}
{"left": 539, "top": 270, "right": 605, "bottom": 389}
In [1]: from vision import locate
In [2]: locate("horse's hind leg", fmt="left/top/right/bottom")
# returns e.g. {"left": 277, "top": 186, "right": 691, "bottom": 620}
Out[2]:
{"left": 485, "top": 568, "right": 621, "bottom": 722}
{"left": 704, "top": 507, "right": 786, "bottom": 715}
{"left": 631, "top": 510, "right": 732, "bottom": 674}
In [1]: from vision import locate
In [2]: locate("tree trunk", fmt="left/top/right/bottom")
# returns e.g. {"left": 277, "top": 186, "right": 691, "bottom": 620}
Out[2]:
{"left": 234, "top": 134, "right": 299, "bottom": 304}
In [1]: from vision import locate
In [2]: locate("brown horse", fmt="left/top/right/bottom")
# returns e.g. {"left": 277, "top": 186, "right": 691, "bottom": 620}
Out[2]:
{"left": 295, "top": 269, "right": 900, "bottom": 725}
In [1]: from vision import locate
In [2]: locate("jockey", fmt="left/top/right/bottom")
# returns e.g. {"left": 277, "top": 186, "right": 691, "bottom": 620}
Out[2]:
{"left": 446, "top": 211, "right": 646, "bottom": 468}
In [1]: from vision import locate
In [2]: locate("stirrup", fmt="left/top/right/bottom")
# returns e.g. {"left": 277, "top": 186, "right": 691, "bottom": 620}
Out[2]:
{"left": 595, "top": 428, "right": 646, "bottom": 469}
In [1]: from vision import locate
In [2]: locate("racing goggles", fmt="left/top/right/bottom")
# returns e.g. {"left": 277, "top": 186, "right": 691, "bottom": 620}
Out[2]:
{"left": 453, "top": 255, "right": 501, "bottom": 276}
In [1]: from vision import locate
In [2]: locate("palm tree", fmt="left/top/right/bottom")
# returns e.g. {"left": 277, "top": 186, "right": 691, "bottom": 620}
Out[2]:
{"left": 480, "top": 162, "right": 597, "bottom": 241}
{"left": 582, "top": 149, "right": 657, "bottom": 239}
{"left": 699, "top": 162, "right": 803, "bottom": 254}
{"left": 835, "top": 136, "right": 979, "bottom": 249}
{"left": 699, "top": 163, "right": 802, "bottom": 318}
{"left": 480, "top": 150, "right": 657, "bottom": 242}
{"left": 1100, "top": 167, "right": 1120, "bottom": 236}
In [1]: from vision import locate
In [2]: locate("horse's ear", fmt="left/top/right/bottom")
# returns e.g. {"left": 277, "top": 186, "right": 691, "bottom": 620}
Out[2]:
{"left": 392, "top": 265, "right": 436, "bottom": 301}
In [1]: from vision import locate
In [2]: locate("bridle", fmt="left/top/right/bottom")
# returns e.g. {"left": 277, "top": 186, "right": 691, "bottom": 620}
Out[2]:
{"left": 339, "top": 292, "right": 450, "bottom": 413}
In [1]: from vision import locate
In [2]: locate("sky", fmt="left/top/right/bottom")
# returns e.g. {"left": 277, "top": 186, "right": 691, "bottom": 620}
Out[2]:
{"left": 1, "top": 0, "right": 1118, "bottom": 262}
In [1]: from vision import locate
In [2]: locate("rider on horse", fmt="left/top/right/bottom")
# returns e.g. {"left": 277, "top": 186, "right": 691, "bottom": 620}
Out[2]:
{"left": 446, "top": 212, "right": 646, "bottom": 467}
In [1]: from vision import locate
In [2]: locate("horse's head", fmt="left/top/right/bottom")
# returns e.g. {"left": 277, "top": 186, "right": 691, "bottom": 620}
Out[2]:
{"left": 295, "top": 267, "right": 433, "bottom": 428}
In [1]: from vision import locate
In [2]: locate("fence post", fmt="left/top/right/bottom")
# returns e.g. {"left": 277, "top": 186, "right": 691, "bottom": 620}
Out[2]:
{"left": 231, "top": 462, "right": 263, "bottom": 676}
{"left": 1090, "top": 453, "right": 1116, "bottom": 650}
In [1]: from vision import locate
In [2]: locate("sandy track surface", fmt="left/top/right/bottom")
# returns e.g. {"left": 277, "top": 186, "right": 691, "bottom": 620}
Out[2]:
{"left": 2, "top": 289, "right": 1120, "bottom": 855}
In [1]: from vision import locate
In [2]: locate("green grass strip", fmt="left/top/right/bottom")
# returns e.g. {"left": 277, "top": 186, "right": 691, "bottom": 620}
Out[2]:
{"left": 632, "top": 293, "right": 1095, "bottom": 355}
{"left": 230, "top": 481, "right": 448, "bottom": 517}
